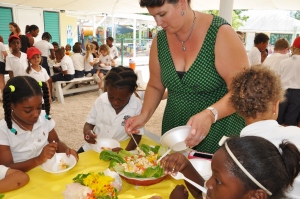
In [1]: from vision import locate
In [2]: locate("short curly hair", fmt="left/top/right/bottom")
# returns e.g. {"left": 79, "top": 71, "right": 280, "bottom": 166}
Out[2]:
{"left": 229, "top": 66, "right": 285, "bottom": 119}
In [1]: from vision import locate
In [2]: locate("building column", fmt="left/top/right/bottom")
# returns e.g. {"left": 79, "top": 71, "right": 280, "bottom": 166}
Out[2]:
{"left": 219, "top": 0, "right": 234, "bottom": 24}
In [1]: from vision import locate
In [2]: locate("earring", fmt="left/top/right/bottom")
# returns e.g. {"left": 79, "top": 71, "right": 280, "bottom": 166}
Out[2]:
{"left": 181, "top": 11, "right": 185, "bottom": 16}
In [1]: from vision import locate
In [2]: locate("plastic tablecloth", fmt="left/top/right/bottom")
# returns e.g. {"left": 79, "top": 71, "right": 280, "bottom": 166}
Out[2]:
{"left": 3, "top": 136, "right": 193, "bottom": 199}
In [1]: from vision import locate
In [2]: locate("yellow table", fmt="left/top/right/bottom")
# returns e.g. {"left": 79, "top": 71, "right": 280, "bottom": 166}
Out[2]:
{"left": 3, "top": 136, "right": 192, "bottom": 199}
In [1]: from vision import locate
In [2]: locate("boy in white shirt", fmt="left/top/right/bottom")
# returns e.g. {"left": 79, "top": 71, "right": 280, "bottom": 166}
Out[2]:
{"left": 5, "top": 35, "right": 28, "bottom": 78}
{"left": 248, "top": 33, "right": 269, "bottom": 66}
{"left": 71, "top": 44, "right": 85, "bottom": 78}
{"left": 106, "top": 37, "right": 118, "bottom": 60}
{"left": 263, "top": 38, "right": 290, "bottom": 75}
{"left": 48, "top": 49, "right": 75, "bottom": 101}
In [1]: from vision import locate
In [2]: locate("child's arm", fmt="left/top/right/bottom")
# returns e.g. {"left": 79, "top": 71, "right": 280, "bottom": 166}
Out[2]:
{"left": 48, "top": 129, "right": 79, "bottom": 161}
{"left": 125, "top": 134, "right": 141, "bottom": 151}
{"left": 111, "top": 59, "right": 115, "bottom": 67}
{"left": 0, "top": 167, "right": 29, "bottom": 193}
{"left": 83, "top": 122, "right": 97, "bottom": 144}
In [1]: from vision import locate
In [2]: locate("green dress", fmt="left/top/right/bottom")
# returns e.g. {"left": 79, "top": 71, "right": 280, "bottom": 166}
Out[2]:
{"left": 157, "top": 15, "right": 245, "bottom": 153}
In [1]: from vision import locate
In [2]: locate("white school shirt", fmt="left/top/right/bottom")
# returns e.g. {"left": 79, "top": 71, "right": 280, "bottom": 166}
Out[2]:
{"left": 0, "top": 42, "right": 6, "bottom": 63}
{"left": 84, "top": 54, "right": 94, "bottom": 72}
{"left": 262, "top": 53, "right": 289, "bottom": 75}
{"left": 34, "top": 40, "right": 54, "bottom": 57}
{"left": 240, "top": 120, "right": 300, "bottom": 198}
{"left": 99, "top": 54, "right": 113, "bottom": 71}
{"left": 5, "top": 52, "right": 28, "bottom": 76}
{"left": 71, "top": 53, "right": 85, "bottom": 71}
{"left": 0, "top": 111, "right": 55, "bottom": 163}
{"left": 26, "top": 65, "right": 50, "bottom": 82}
{"left": 61, "top": 55, "right": 75, "bottom": 75}
{"left": 82, "top": 93, "right": 144, "bottom": 151}
{"left": 110, "top": 46, "right": 119, "bottom": 59}
{"left": 248, "top": 46, "right": 261, "bottom": 66}
{"left": 0, "top": 165, "right": 9, "bottom": 180}
{"left": 278, "top": 55, "right": 300, "bottom": 89}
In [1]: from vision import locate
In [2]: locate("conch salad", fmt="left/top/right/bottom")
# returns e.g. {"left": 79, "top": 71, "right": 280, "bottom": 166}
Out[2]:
{"left": 100, "top": 144, "right": 167, "bottom": 178}
{"left": 58, "top": 159, "right": 69, "bottom": 170}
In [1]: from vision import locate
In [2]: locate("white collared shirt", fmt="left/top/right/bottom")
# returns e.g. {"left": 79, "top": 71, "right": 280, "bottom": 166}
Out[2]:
{"left": 61, "top": 55, "right": 75, "bottom": 75}
{"left": 262, "top": 53, "right": 289, "bottom": 75}
{"left": 84, "top": 54, "right": 94, "bottom": 72}
{"left": 248, "top": 46, "right": 261, "bottom": 66}
{"left": 0, "top": 110, "right": 55, "bottom": 163}
{"left": 99, "top": 54, "right": 113, "bottom": 71}
{"left": 34, "top": 40, "right": 54, "bottom": 57}
{"left": 71, "top": 53, "right": 85, "bottom": 71}
{"left": 240, "top": 120, "right": 300, "bottom": 198}
{"left": 0, "top": 165, "right": 9, "bottom": 180}
{"left": 278, "top": 55, "right": 300, "bottom": 89}
{"left": 5, "top": 52, "right": 28, "bottom": 76}
{"left": 110, "top": 46, "right": 119, "bottom": 59}
{"left": 82, "top": 92, "right": 144, "bottom": 151}
{"left": 25, "top": 65, "right": 50, "bottom": 82}
{"left": 0, "top": 42, "right": 6, "bottom": 63}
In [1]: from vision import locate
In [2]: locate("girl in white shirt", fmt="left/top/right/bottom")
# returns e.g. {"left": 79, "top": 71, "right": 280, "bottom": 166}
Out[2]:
{"left": 229, "top": 66, "right": 300, "bottom": 198}
{"left": 0, "top": 76, "right": 78, "bottom": 172}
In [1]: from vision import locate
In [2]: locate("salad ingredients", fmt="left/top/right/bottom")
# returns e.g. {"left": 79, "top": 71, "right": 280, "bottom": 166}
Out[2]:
{"left": 59, "top": 159, "right": 69, "bottom": 170}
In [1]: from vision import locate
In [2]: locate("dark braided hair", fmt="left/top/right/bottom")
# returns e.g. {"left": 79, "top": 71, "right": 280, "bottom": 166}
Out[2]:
{"left": 41, "top": 32, "right": 52, "bottom": 41}
{"left": 2, "top": 76, "right": 51, "bottom": 135}
{"left": 104, "top": 66, "right": 138, "bottom": 93}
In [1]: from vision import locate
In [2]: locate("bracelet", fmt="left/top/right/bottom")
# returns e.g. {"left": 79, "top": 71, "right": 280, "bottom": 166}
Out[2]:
{"left": 204, "top": 109, "right": 215, "bottom": 123}
{"left": 206, "top": 107, "right": 218, "bottom": 123}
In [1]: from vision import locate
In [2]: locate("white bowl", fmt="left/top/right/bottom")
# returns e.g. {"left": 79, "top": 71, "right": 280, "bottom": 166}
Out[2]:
{"left": 90, "top": 138, "right": 120, "bottom": 153}
{"left": 189, "top": 159, "right": 212, "bottom": 180}
{"left": 160, "top": 126, "right": 191, "bottom": 151}
{"left": 41, "top": 153, "right": 76, "bottom": 175}
{"left": 99, "top": 63, "right": 105, "bottom": 67}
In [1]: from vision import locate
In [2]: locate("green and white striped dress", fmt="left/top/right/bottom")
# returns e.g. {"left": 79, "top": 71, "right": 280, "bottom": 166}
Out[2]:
{"left": 157, "top": 15, "right": 245, "bottom": 154}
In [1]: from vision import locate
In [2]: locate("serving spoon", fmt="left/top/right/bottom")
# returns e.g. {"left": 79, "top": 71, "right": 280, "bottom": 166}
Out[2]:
{"left": 171, "top": 172, "right": 207, "bottom": 194}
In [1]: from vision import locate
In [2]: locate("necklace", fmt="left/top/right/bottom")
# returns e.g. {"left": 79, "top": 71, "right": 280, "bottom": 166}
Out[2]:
{"left": 175, "top": 10, "right": 197, "bottom": 51}
{"left": 11, "top": 114, "right": 31, "bottom": 131}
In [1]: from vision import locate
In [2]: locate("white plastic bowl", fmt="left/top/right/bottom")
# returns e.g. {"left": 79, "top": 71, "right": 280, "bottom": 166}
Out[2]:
{"left": 90, "top": 138, "right": 120, "bottom": 153}
{"left": 41, "top": 153, "right": 76, "bottom": 175}
{"left": 189, "top": 158, "right": 212, "bottom": 180}
{"left": 160, "top": 126, "right": 191, "bottom": 151}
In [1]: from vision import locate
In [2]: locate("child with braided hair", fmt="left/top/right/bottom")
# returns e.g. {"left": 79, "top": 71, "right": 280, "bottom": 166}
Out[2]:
{"left": 78, "top": 66, "right": 144, "bottom": 153}
{"left": 0, "top": 76, "right": 78, "bottom": 172}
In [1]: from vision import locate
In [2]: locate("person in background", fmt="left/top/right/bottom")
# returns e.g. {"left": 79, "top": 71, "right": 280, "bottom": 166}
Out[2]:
{"left": 84, "top": 43, "right": 99, "bottom": 78}
{"left": 5, "top": 35, "right": 27, "bottom": 78}
{"left": 263, "top": 38, "right": 290, "bottom": 75}
{"left": 71, "top": 44, "right": 85, "bottom": 78}
{"left": 52, "top": 42, "right": 59, "bottom": 52}
{"left": 98, "top": 44, "right": 115, "bottom": 95}
{"left": 0, "top": 165, "right": 29, "bottom": 193}
{"left": 229, "top": 66, "right": 300, "bottom": 198}
{"left": 248, "top": 33, "right": 269, "bottom": 66}
{"left": 25, "top": 25, "right": 39, "bottom": 47}
{"left": 125, "top": 0, "right": 249, "bottom": 154}
{"left": 160, "top": 136, "right": 300, "bottom": 199}
{"left": 277, "top": 36, "right": 300, "bottom": 127}
{"left": 25, "top": 47, "right": 51, "bottom": 104}
{"left": 236, "top": 31, "right": 245, "bottom": 44}
{"left": 48, "top": 49, "right": 75, "bottom": 101}
{"left": 65, "top": 44, "right": 72, "bottom": 56}
{"left": 0, "top": 35, "right": 8, "bottom": 95}
{"left": 0, "top": 76, "right": 78, "bottom": 172}
{"left": 106, "top": 37, "right": 118, "bottom": 60}
{"left": 9, "top": 22, "right": 30, "bottom": 53}
{"left": 261, "top": 48, "right": 268, "bottom": 63}
{"left": 91, "top": 41, "right": 99, "bottom": 58}
{"left": 34, "top": 32, "right": 55, "bottom": 76}
{"left": 78, "top": 66, "right": 144, "bottom": 153}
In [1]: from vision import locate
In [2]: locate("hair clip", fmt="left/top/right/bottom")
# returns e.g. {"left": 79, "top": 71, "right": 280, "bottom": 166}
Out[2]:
{"left": 38, "top": 81, "right": 42, "bottom": 87}
{"left": 45, "top": 114, "right": 51, "bottom": 119}
{"left": 10, "top": 128, "right": 17, "bottom": 134}
{"left": 9, "top": 85, "right": 15, "bottom": 92}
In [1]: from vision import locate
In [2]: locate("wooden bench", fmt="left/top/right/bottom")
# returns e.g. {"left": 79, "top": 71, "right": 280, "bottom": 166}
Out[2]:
{"left": 53, "top": 76, "right": 98, "bottom": 104}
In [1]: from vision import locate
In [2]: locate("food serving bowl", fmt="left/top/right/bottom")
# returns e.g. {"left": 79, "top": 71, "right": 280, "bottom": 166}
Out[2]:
{"left": 117, "top": 172, "right": 167, "bottom": 186}
{"left": 189, "top": 159, "right": 212, "bottom": 180}
{"left": 90, "top": 138, "right": 120, "bottom": 153}
{"left": 41, "top": 153, "right": 76, "bottom": 175}
{"left": 160, "top": 126, "right": 191, "bottom": 151}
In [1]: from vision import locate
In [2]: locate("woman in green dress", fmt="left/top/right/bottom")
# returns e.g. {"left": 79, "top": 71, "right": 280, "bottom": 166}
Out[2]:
{"left": 125, "top": 0, "right": 250, "bottom": 153}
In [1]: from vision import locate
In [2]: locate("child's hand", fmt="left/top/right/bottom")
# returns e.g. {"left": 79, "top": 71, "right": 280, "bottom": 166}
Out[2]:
{"left": 84, "top": 130, "right": 97, "bottom": 144}
{"left": 65, "top": 148, "right": 79, "bottom": 161}
{"left": 160, "top": 152, "right": 189, "bottom": 175}
{"left": 170, "top": 185, "right": 189, "bottom": 199}
{"left": 39, "top": 142, "right": 58, "bottom": 163}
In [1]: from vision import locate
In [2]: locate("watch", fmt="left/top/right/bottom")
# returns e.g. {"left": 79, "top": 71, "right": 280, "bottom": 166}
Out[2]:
{"left": 206, "top": 107, "right": 218, "bottom": 123}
